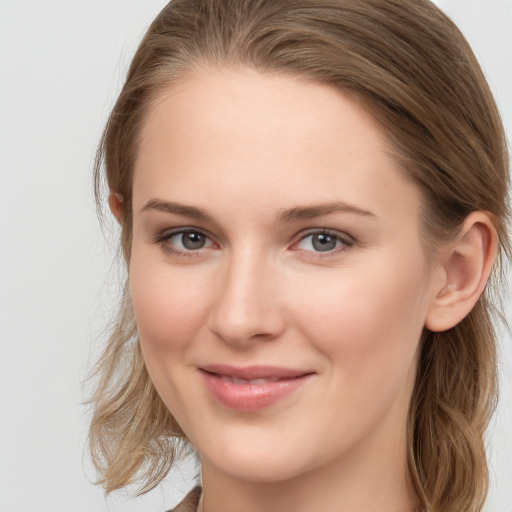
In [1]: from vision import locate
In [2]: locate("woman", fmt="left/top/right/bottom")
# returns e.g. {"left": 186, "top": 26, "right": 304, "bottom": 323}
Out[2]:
{"left": 89, "top": 1, "right": 510, "bottom": 511}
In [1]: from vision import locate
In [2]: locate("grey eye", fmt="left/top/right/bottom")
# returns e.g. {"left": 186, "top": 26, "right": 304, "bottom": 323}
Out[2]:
{"left": 311, "top": 233, "right": 338, "bottom": 251}
{"left": 296, "top": 231, "right": 352, "bottom": 254}
{"left": 180, "top": 231, "right": 207, "bottom": 250}
{"left": 157, "top": 228, "right": 214, "bottom": 256}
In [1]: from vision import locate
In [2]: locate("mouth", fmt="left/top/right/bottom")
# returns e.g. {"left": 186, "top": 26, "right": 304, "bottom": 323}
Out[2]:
{"left": 199, "top": 365, "right": 315, "bottom": 411}
{"left": 217, "top": 375, "right": 284, "bottom": 385}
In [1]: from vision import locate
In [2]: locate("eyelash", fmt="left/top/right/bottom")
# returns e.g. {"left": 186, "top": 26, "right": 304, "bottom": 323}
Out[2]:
{"left": 292, "top": 229, "right": 355, "bottom": 257}
{"left": 153, "top": 228, "right": 217, "bottom": 259}
{"left": 153, "top": 227, "right": 355, "bottom": 259}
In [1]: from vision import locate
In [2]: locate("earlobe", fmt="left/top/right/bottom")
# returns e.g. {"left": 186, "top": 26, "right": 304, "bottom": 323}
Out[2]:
{"left": 108, "top": 192, "right": 124, "bottom": 224}
{"left": 425, "top": 211, "right": 497, "bottom": 332}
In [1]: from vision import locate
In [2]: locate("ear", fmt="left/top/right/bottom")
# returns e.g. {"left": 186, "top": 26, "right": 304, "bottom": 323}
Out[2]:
{"left": 108, "top": 192, "right": 124, "bottom": 224}
{"left": 425, "top": 211, "right": 498, "bottom": 332}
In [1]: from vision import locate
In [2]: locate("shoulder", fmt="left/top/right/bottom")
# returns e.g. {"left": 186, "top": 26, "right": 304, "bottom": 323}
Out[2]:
{"left": 165, "top": 486, "right": 202, "bottom": 512}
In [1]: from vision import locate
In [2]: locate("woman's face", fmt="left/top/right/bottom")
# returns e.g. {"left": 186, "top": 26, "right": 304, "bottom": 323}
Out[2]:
{"left": 129, "top": 68, "right": 441, "bottom": 484}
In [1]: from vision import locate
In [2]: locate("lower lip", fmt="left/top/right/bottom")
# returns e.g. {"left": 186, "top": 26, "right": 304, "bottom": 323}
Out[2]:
{"left": 200, "top": 371, "right": 313, "bottom": 412}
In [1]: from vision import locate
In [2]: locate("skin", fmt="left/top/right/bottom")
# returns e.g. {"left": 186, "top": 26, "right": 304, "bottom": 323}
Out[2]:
{"left": 118, "top": 67, "right": 496, "bottom": 512}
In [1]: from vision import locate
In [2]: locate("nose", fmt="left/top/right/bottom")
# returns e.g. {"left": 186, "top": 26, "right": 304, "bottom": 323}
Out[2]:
{"left": 207, "top": 249, "right": 286, "bottom": 347}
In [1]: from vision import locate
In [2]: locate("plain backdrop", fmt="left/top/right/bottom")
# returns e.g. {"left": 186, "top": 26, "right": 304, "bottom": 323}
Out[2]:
{"left": 0, "top": 1, "right": 511, "bottom": 511}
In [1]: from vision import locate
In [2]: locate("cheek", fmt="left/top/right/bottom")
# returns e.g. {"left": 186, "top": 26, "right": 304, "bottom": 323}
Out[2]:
{"left": 129, "top": 253, "right": 209, "bottom": 355}
{"left": 292, "top": 256, "right": 430, "bottom": 384}
{"left": 128, "top": 253, "right": 213, "bottom": 419}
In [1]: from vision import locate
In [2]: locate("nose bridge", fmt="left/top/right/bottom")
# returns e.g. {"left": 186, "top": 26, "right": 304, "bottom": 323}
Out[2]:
{"left": 208, "top": 245, "right": 284, "bottom": 345}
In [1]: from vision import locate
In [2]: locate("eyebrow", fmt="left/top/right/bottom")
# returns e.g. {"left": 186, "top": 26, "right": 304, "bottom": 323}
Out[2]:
{"left": 276, "top": 201, "right": 376, "bottom": 223}
{"left": 141, "top": 199, "right": 210, "bottom": 220}
{"left": 140, "top": 198, "right": 376, "bottom": 223}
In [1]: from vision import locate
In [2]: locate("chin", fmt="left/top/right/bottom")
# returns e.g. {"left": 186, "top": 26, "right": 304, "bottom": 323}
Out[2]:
{"left": 206, "top": 449, "right": 311, "bottom": 483}
{"left": 195, "top": 423, "right": 328, "bottom": 484}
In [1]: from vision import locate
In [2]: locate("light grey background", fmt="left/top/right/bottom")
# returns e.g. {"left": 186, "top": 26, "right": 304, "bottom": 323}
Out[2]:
{"left": 0, "top": 1, "right": 510, "bottom": 511}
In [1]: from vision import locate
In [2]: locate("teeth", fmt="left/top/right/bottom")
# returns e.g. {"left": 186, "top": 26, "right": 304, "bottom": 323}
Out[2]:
{"left": 221, "top": 376, "right": 280, "bottom": 384}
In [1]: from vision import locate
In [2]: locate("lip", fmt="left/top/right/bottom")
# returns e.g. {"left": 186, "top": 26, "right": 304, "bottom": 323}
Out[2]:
{"left": 199, "top": 364, "right": 315, "bottom": 411}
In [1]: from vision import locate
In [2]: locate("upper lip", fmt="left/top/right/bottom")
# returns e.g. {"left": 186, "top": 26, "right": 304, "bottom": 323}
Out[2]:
{"left": 200, "top": 364, "right": 313, "bottom": 380}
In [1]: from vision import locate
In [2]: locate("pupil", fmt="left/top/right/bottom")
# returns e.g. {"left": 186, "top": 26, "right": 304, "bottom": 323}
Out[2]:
{"left": 312, "top": 233, "right": 336, "bottom": 251}
{"left": 182, "top": 232, "right": 205, "bottom": 250}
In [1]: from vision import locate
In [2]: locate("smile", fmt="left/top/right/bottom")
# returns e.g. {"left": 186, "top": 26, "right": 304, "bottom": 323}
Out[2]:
{"left": 199, "top": 365, "right": 315, "bottom": 412}
{"left": 220, "top": 376, "right": 282, "bottom": 385}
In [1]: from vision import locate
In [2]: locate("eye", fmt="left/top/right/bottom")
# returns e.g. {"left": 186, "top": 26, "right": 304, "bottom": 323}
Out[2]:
{"left": 294, "top": 230, "right": 353, "bottom": 254}
{"left": 173, "top": 231, "right": 209, "bottom": 250}
{"left": 155, "top": 228, "right": 215, "bottom": 255}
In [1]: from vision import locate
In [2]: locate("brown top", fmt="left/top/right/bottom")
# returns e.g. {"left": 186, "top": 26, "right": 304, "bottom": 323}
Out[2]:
{"left": 166, "top": 486, "right": 202, "bottom": 512}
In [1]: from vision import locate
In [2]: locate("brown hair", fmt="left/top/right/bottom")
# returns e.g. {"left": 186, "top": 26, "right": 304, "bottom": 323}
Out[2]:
{"left": 90, "top": 0, "right": 511, "bottom": 509}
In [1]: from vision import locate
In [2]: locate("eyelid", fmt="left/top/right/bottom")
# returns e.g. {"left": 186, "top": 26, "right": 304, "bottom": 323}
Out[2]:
{"left": 153, "top": 226, "right": 218, "bottom": 257}
{"left": 290, "top": 228, "right": 355, "bottom": 255}
{"left": 152, "top": 226, "right": 354, "bottom": 258}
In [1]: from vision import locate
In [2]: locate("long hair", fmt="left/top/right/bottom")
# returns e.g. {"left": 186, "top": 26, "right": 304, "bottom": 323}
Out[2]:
{"left": 89, "top": 1, "right": 510, "bottom": 509}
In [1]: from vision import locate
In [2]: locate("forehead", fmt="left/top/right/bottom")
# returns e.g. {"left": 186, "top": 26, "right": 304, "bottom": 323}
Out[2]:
{"left": 137, "top": 67, "right": 389, "bottom": 167}
{"left": 133, "top": 67, "right": 422, "bottom": 228}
